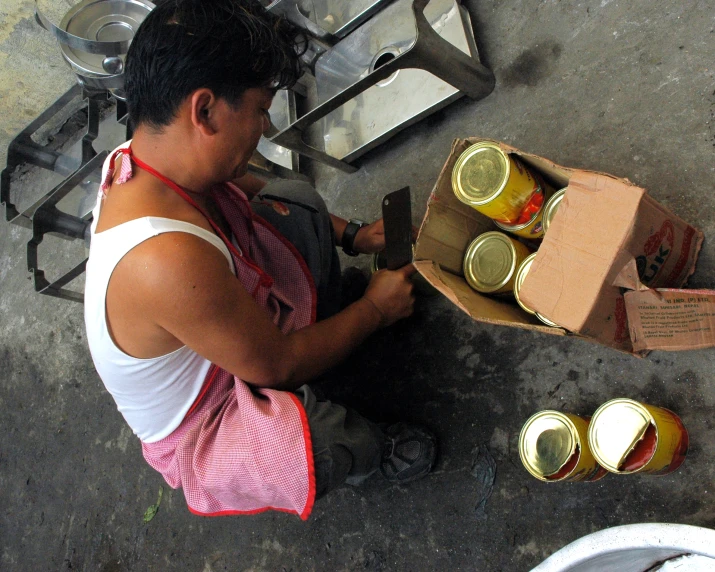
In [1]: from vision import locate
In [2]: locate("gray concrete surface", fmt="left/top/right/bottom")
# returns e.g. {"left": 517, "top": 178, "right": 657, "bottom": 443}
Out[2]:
{"left": 1, "top": 0, "right": 715, "bottom": 570}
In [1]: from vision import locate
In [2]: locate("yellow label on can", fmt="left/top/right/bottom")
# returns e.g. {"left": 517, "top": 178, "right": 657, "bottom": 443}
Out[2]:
{"left": 639, "top": 403, "right": 688, "bottom": 475}
{"left": 564, "top": 414, "right": 606, "bottom": 482}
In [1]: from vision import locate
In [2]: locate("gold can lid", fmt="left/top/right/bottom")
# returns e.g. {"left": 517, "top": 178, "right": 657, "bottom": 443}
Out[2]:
{"left": 513, "top": 253, "right": 560, "bottom": 327}
{"left": 452, "top": 143, "right": 509, "bottom": 205}
{"left": 588, "top": 399, "right": 654, "bottom": 472}
{"left": 519, "top": 411, "right": 578, "bottom": 479}
{"left": 542, "top": 188, "right": 567, "bottom": 233}
{"left": 514, "top": 253, "right": 538, "bottom": 315}
{"left": 463, "top": 231, "right": 517, "bottom": 293}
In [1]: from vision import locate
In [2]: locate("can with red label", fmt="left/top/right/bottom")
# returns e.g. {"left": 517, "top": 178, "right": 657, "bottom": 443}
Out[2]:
{"left": 587, "top": 398, "right": 688, "bottom": 475}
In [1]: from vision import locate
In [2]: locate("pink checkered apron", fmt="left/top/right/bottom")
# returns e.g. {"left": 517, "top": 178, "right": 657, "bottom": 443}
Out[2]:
{"left": 102, "top": 148, "right": 317, "bottom": 520}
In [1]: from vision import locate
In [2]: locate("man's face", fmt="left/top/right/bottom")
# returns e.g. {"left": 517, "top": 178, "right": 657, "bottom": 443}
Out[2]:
{"left": 218, "top": 87, "right": 274, "bottom": 181}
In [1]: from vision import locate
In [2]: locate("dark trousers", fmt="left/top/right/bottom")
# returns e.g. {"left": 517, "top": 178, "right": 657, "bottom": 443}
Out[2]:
{"left": 251, "top": 181, "right": 384, "bottom": 498}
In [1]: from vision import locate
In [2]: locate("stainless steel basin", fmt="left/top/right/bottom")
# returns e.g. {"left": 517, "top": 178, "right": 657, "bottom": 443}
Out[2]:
{"left": 299, "top": 0, "right": 392, "bottom": 37}
{"left": 37, "top": 0, "right": 154, "bottom": 98}
{"left": 313, "top": 0, "right": 478, "bottom": 162}
{"left": 59, "top": 0, "right": 151, "bottom": 77}
{"left": 265, "top": 0, "right": 393, "bottom": 39}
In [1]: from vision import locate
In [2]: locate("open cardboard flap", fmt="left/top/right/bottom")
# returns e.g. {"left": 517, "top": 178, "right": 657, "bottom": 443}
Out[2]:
{"left": 623, "top": 289, "right": 715, "bottom": 351}
{"left": 520, "top": 168, "right": 704, "bottom": 353}
{"left": 414, "top": 137, "right": 706, "bottom": 354}
{"left": 614, "top": 257, "right": 715, "bottom": 352}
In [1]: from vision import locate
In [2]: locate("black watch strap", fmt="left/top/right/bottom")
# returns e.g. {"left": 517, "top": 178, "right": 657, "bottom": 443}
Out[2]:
{"left": 342, "top": 219, "right": 366, "bottom": 257}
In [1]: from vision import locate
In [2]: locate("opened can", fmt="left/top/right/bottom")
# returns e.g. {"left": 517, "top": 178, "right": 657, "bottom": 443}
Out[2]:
{"left": 513, "top": 253, "right": 560, "bottom": 327}
{"left": 542, "top": 187, "right": 567, "bottom": 234}
{"left": 463, "top": 231, "right": 532, "bottom": 295}
{"left": 519, "top": 410, "right": 607, "bottom": 482}
{"left": 587, "top": 398, "right": 688, "bottom": 475}
{"left": 452, "top": 142, "right": 541, "bottom": 224}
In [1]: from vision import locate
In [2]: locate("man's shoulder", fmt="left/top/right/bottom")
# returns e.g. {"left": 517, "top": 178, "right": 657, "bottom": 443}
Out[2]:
{"left": 122, "top": 228, "right": 231, "bottom": 275}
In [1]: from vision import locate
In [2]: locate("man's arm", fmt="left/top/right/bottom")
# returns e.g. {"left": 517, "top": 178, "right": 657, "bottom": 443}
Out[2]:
{"left": 113, "top": 232, "right": 415, "bottom": 391}
{"left": 330, "top": 214, "right": 386, "bottom": 254}
{"left": 232, "top": 173, "right": 387, "bottom": 255}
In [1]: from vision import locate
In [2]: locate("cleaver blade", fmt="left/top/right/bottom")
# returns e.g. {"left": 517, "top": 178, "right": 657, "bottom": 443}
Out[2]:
{"left": 382, "top": 186, "right": 413, "bottom": 271}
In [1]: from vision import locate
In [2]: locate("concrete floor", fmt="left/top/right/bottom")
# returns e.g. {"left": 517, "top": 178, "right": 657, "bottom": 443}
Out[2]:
{"left": 2, "top": 0, "right": 715, "bottom": 570}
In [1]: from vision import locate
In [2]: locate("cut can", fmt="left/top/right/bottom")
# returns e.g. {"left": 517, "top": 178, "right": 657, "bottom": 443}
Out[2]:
{"left": 513, "top": 253, "right": 560, "bottom": 327}
{"left": 519, "top": 410, "right": 607, "bottom": 482}
{"left": 452, "top": 142, "right": 541, "bottom": 224}
{"left": 587, "top": 398, "right": 689, "bottom": 475}
{"left": 542, "top": 187, "right": 567, "bottom": 234}
{"left": 463, "top": 232, "right": 533, "bottom": 294}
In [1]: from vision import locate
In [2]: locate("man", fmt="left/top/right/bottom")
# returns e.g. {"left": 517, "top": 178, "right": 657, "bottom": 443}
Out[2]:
{"left": 84, "top": 0, "right": 436, "bottom": 520}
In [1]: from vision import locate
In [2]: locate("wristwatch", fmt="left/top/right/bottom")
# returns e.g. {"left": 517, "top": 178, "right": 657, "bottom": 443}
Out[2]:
{"left": 342, "top": 219, "right": 367, "bottom": 257}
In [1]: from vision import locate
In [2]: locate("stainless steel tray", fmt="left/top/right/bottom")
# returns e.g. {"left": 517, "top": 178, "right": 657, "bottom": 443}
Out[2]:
{"left": 314, "top": 0, "right": 476, "bottom": 162}
{"left": 309, "top": 0, "right": 393, "bottom": 37}
{"left": 266, "top": 0, "right": 393, "bottom": 38}
{"left": 266, "top": 0, "right": 494, "bottom": 173}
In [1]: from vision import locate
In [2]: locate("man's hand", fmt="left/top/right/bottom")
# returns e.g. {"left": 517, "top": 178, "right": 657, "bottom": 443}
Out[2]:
{"left": 362, "top": 264, "right": 417, "bottom": 327}
{"left": 353, "top": 218, "right": 385, "bottom": 254}
{"left": 352, "top": 218, "right": 420, "bottom": 255}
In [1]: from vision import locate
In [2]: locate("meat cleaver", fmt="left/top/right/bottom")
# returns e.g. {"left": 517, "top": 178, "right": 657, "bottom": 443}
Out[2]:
{"left": 382, "top": 187, "right": 413, "bottom": 270}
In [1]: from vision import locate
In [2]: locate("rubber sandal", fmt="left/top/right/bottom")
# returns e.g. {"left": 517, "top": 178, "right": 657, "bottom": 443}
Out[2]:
{"left": 380, "top": 423, "right": 437, "bottom": 483}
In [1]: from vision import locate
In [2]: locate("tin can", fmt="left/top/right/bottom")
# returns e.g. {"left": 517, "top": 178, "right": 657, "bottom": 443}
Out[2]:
{"left": 542, "top": 187, "right": 567, "bottom": 234}
{"left": 371, "top": 252, "right": 439, "bottom": 297}
{"left": 494, "top": 195, "right": 546, "bottom": 239}
{"left": 587, "top": 398, "right": 689, "bottom": 475}
{"left": 463, "top": 231, "right": 533, "bottom": 294}
{"left": 513, "top": 253, "right": 560, "bottom": 327}
{"left": 371, "top": 251, "right": 387, "bottom": 274}
{"left": 452, "top": 142, "right": 541, "bottom": 224}
{"left": 519, "top": 410, "right": 607, "bottom": 482}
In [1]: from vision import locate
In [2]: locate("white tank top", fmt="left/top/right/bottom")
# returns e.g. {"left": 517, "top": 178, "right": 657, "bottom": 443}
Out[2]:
{"left": 84, "top": 151, "right": 237, "bottom": 443}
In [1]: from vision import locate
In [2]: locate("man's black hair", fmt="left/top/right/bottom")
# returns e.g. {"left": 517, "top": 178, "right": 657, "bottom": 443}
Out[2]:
{"left": 125, "top": 0, "right": 303, "bottom": 129}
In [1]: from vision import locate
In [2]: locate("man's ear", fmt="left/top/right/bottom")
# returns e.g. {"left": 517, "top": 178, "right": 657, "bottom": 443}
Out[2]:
{"left": 189, "top": 89, "right": 219, "bottom": 136}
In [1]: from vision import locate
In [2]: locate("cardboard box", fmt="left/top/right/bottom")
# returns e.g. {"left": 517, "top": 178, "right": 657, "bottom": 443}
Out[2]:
{"left": 413, "top": 137, "right": 705, "bottom": 354}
